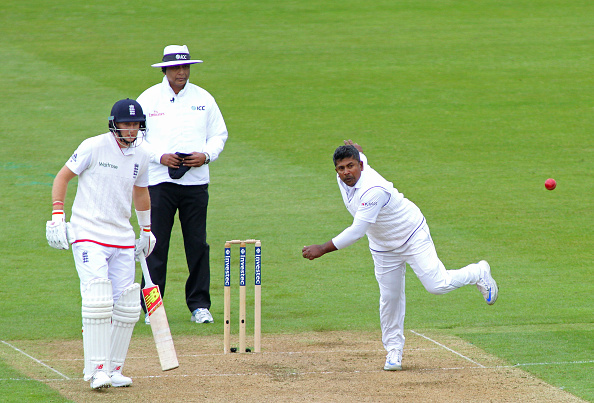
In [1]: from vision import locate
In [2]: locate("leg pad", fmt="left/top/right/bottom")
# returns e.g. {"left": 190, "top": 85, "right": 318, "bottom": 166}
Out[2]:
{"left": 82, "top": 278, "right": 113, "bottom": 381}
{"left": 111, "top": 283, "right": 141, "bottom": 373}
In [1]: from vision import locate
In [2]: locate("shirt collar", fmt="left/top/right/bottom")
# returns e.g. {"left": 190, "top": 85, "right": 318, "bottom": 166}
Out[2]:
{"left": 339, "top": 173, "right": 362, "bottom": 198}
{"left": 162, "top": 75, "right": 189, "bottom": 97}
{"left": 121, "top": 145, "right": 136, "bottom": 156}
{"left": 107, "top": 132, "right": 136, "bottom": 155}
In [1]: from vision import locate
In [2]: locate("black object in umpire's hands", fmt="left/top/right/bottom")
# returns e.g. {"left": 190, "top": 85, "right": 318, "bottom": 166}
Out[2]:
{"left": 168, "top": 152, "right": 192, "bottom": 179}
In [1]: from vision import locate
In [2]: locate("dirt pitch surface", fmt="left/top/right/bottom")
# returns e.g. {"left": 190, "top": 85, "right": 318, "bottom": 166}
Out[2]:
{"left": 3, "top": 330, "right": 585, "bottom": 402}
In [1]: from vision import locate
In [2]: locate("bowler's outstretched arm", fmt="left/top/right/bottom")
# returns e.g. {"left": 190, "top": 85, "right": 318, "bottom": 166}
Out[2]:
{"left": 302, "top": 241, "right": 337, "bottom": 260}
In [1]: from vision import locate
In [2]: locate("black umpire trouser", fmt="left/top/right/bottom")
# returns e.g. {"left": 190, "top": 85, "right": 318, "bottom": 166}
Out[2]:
{"left": 141, "top": 182, "right": 211, "bottom": 313}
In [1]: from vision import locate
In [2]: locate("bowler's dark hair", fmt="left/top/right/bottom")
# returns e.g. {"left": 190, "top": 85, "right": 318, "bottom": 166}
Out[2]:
{"left": 333, "top": 145, "right": 360, "bottom": 166}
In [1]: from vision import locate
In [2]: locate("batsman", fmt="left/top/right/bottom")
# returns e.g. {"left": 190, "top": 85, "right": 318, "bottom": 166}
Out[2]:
{"left": 302, "top": 140, "right": 498, "bottom": 372}
{"left": 46, "top": 99, "right": 156, "bottom": 389}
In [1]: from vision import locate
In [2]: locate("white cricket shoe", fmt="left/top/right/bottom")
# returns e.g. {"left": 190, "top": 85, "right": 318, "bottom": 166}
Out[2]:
{"left": 145, "top": 312, "right": 150, "bottom": 325}
{"left": 383, "top": 349, "right": 403, "bottom": 371}
{"left": 191, "top": 308, "right": 214, "bottom": 323}
{"left": 476, "top": 260, "right": 498, "bottom": 305}
{"left": 90, "top": 371, "right": 112, "bottom": 389}
{"left": 111, "top": 372, "right": 133, "bottom": 387}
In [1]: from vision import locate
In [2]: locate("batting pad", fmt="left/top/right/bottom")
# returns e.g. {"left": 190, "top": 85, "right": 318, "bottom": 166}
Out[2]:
{"left": 82, "top": 278, "right": 113, "bottom": 381}
{"left": 111, "top": 283, "right": 141, "bottom": 373}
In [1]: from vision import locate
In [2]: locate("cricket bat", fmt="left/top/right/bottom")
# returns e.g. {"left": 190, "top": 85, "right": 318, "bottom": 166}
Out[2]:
{"left": 139, "top": 254, "right": 179, "bottom": 371}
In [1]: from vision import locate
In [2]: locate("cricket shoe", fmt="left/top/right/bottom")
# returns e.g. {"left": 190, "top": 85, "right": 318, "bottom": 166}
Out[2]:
{"left": 111, "top": 372, "right": 133, "bottom": 387}
{"left": 90, "top": 371, "right": 112, "bottom": 389}
{"left": 476, "top": 260, "right": 498, "bottom": 305}
{"left": 383, "top": 349, "right": 403, "bottom": 371}
{"left": 191, "top": 308, "right": 214, "bottom": 323}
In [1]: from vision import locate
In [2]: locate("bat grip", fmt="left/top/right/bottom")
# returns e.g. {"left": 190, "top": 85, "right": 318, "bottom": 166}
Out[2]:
{"left": 139, "top": 254, "right": 155, "bottom": 288}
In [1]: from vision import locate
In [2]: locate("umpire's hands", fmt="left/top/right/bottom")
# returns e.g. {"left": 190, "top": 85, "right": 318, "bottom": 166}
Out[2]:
{"left": 160, "top": 153, "right": 185, "bottom": 168}
{"left": 180, "top": 152, "right": 209, "bottom": 167}
{"left": 160, "top": 152, "right": 209, "bottom": 168}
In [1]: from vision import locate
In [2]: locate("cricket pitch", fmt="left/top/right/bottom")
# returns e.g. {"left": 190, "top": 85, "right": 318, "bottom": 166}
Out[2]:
{"left": 1, "top": 331, "right": 585, "bottom": 402}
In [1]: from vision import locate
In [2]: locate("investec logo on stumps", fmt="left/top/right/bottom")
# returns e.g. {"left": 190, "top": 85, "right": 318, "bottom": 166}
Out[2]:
{"left": 239, "top": 248, "right": 246, "bottom": 287}
{"left": 255, "top": 247, "right": 261, "bottom": 286}
{"left": 224, "top": 248, "right": 231, "bottom": 287}
{"left": 99, "top": 161, "right": 118, "bottom": 169}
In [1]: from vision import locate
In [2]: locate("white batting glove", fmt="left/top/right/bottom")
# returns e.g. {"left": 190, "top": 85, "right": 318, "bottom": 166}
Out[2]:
{"left": 46, "top": 210, "right": 69, "bottom": 250}
{"left": 135, "top": 227, "right": 156, "bottom": 261}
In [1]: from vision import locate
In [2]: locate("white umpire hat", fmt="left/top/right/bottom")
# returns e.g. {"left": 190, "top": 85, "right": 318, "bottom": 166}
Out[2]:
{"left": 151, "top": 45, "right": 203, "bottom": 68}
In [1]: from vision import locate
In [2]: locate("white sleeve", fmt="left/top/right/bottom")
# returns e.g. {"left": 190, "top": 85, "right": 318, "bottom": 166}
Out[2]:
{"left": 204, "top": 97, "right": 228, "bottom": 162}
{"left": 136, "top": 91, "right": 164, "bottom": 164}
{"left": 65, "top": 139, "right": 93, "bottom": 175}
{"left": 359, "top": 152, "right": 368, "bottom": 165}
{"left": 332, "top": 217, "right": 371, "bottom": 250}
{"left": 134, "top": 164, "right": 150, "bottom": 187}
{"left": 140, "top": 139, "right": 163, "bottom": 165}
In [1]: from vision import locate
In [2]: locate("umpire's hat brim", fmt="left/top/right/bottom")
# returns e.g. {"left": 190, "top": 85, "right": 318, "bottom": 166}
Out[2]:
{"left": 151, "top": 45, "right": 203, "bottom": 68}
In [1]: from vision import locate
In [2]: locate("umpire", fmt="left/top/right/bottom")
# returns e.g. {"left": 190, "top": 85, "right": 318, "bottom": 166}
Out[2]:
{"left": 137, "top": 45, "right": 228, "bottom": 324}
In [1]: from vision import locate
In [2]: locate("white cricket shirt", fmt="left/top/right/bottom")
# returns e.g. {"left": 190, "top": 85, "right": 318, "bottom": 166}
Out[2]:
{"left": 66, "top": 133, "right": 150, "bottom": 247}
{"left": 335, "top": 153, "right": 424, "bottom": 252}
{"left": 137, "top": 76, "right": 228, "bottom": 186}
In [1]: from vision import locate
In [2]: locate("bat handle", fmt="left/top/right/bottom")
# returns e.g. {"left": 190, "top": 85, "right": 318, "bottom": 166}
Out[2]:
{"left": 139, "top": 253, "right": 155, "bottom": 288}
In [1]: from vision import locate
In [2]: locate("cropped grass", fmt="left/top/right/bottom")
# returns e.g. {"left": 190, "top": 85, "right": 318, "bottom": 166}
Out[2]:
{"left": 0, "top": 358, "right": 71, "bottom": 402}
{"left": 1, "top": 0, "right": 593, "bottom": 401}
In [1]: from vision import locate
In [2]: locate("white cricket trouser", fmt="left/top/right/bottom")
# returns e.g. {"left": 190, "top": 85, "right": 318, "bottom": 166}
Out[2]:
{"left": 72, "top": 242, "right": 135, "bottom": 304}
{"left": 371, "top": 222, "right": 482, "bottom": 353}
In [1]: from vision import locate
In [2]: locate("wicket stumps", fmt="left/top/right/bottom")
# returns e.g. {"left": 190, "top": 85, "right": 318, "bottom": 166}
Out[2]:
{"left": 224, "top": 239, "right": 261, "bottom": 353}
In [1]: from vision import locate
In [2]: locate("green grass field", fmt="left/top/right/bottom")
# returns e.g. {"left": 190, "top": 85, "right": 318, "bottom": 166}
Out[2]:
{"left": 1, "top": 0, "right": 593, "bottom": 401}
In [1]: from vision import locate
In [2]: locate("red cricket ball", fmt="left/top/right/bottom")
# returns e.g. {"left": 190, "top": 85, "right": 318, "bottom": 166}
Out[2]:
{"left": 545, "top": 178, "right": 556, "bottom": 190}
